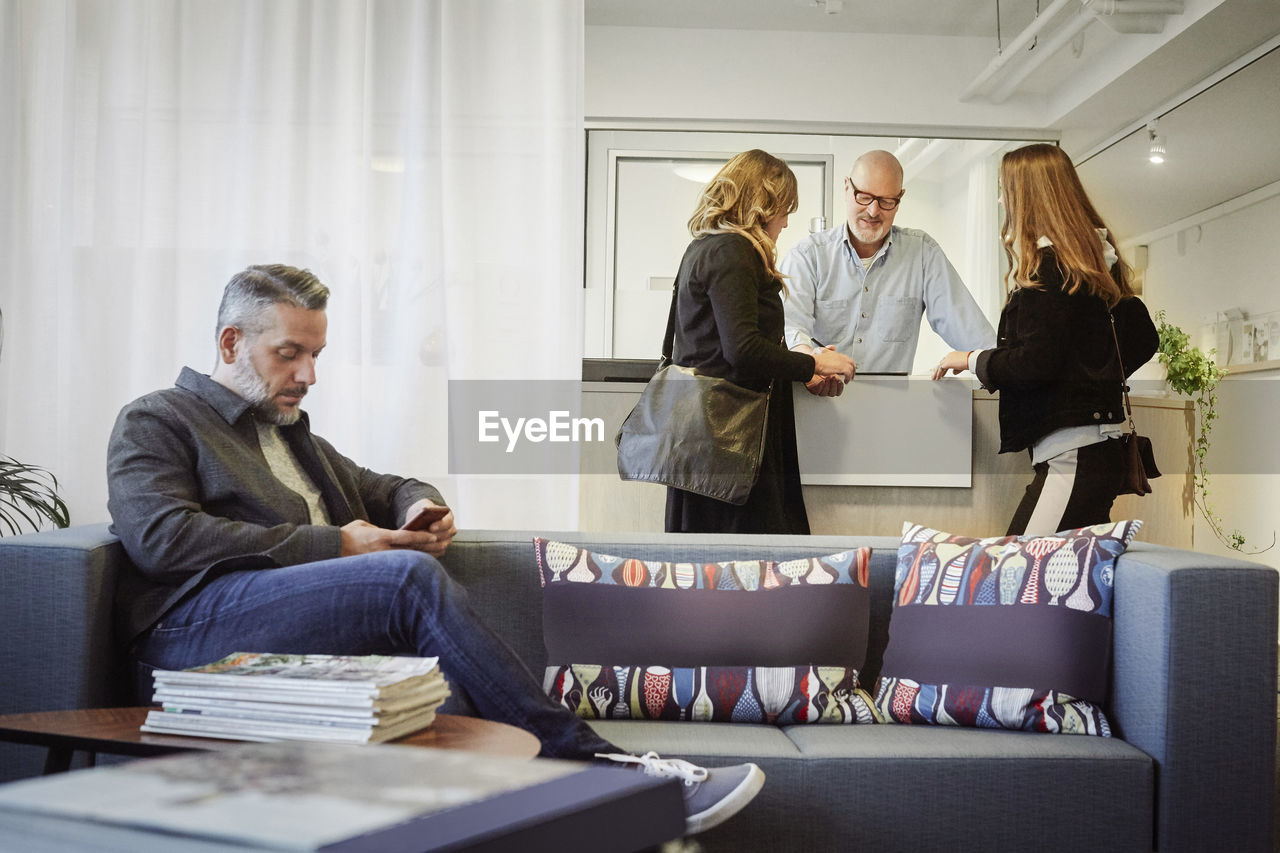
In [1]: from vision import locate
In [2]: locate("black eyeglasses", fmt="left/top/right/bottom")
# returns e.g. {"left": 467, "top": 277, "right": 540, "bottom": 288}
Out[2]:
{"left": 846, "top": 179, "right": 903, "bottom": 211}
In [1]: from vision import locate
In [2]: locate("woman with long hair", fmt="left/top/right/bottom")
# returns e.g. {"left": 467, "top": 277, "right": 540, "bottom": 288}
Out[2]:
{"left": 665, "top": 149, "right": 855, "bottom": 534}
{"left": 932, "top": 142, "right": 1158, "bottom": 536}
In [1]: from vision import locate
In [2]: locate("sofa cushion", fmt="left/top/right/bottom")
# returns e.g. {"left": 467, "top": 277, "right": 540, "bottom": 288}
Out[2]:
{"left": 587, "top": 720, "right": 1154, "bottom": 851}
{"left": 874, "top": 520, "right": 1142, "bottom": 735}
{"left": 534, "top": 537, "right": 875, "bottom": 724}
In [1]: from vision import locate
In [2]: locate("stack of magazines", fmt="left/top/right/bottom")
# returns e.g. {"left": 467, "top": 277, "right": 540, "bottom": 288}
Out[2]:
{"left": 142, "top": 652, "right": 450, "bottom": 744}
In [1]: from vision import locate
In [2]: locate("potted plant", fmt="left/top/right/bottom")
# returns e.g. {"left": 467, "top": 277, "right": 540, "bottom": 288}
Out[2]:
{"left": 1154, "top": 310, "right": 1272, "bottom": 553}
{"left": 0, "top": 455, "right": 70, "bottom": 536}
{"left": 0, "top": 307, "right": 72, "bottom": 535}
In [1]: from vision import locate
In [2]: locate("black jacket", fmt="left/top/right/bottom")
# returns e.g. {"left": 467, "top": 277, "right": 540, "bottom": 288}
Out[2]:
{"left": 670, "top": 233, "right": 815, "bottom": 391}
{"left": 975, "top": 250, "right": 1159, "bottom": 453}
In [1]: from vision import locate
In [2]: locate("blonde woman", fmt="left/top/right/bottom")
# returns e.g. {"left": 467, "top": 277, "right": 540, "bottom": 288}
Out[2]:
{"left": 933, "top": 143, "right": 1158, "bottom": 535}
{"left": 665, "top": 149, "right": 855, "bottom": 534}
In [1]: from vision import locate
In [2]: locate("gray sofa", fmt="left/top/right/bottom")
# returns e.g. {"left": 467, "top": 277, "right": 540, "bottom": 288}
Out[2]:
{"left": 1, "top": 524, "right": 1276, "bottom": 852}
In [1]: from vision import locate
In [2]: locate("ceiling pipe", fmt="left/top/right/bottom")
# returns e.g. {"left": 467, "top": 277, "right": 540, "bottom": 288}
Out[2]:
{"left": 892, "top": 137, "right": 929, "bottom": 162}
{"left": 962, "top": 0, "right": 1185, "bottom": 102}
{"left": 1091, "top": 0, "right": 1183, "bottom": 14}
{"left": 959, "top": 0, "right": 1079, "bottom": 102}
{"left": 1093, "top": 0, "right": 1183, "bottom": 33}
{"left": 901, "top": 139, "right": 953, "bottom": 182}
{"left": 987, "top": 4, "right": 1096, "bottom": 102}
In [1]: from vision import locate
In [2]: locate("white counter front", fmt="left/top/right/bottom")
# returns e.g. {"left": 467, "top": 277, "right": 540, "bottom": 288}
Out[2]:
{"left": 579, "top": 380, "right": 1194, "bottom": 548}
{"left": 794, "top": 377, "right": 972, "bottom": 487}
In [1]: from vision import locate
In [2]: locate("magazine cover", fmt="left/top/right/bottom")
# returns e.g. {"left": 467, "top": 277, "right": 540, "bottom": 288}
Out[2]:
{"left": 152, "top": 653, "right": 442, "bottom": 697}
{"left": 141, "top": 707, "right": 440, "bottom": 743}
{"left": 0, "top": 742, "right": 601, "bottom": 851}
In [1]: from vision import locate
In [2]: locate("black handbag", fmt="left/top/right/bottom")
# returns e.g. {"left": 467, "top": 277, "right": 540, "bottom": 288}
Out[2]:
{"left": 1110, "top": 312, "right": 1161, "bottom": 496}
{"left": 615, "top": 283, "right": 771, "bottom": 505}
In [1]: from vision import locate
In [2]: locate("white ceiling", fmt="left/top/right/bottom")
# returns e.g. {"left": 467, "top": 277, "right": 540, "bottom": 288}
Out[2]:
{"left": 1076, "top": 44, "right": 1280, "bottom": 239}
{"left": 586, "top": 0, "right": 1280, "bottom": 239}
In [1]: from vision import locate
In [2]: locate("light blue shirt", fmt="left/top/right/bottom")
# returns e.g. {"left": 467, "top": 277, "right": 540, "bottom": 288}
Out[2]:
{"left": 780, "top": 224, "right": 995, "bottom": 373}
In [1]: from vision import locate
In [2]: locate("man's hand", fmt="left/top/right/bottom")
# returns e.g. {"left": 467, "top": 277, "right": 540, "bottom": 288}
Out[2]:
{"left": 403, "top": 499, "right": 457, "bottom": 557}
{"left": 340, "top": 502, "right": 458, "bottom": 559}
{"left": 931, "top": 350, "right": 973, "bottom": 381}
{"left": 812, "top": 346, "right": 856, "bottom": 384}
{"left": 804, "top": 374, "right": 845, "bottom": 397}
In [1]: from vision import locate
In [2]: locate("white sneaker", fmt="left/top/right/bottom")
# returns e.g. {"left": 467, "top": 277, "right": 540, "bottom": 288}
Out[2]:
{"left": 596, "top": 751, "right": 765, "bottom": 835}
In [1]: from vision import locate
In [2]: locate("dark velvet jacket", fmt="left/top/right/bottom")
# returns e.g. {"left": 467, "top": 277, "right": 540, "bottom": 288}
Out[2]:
{"left": 974, "top": 250, "right": 1159, "bottom": 453}
{"left": 107, "top": 367, "right": 444, "bottom": 644}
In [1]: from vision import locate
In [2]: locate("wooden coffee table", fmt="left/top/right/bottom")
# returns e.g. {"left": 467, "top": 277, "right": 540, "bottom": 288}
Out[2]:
{"left": 0, "top": 707, "right": 540, "bottom": 774}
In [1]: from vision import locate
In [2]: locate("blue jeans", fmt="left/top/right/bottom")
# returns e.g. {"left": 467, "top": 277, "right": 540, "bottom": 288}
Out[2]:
{"left": 132, "top": 549, "right": 617, "bottom": 760}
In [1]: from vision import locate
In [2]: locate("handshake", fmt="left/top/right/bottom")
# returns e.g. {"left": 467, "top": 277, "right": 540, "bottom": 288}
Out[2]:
{"left": 805, "top": 341, "right": 855, "bottom": 397}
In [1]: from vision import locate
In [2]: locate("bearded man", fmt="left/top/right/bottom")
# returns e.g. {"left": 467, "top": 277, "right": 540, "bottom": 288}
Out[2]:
{"left": 780, "top": 149, "right": 995, "bottom": 395}
{"left": 106, "top": 264, "right": 763, "bottom": 835}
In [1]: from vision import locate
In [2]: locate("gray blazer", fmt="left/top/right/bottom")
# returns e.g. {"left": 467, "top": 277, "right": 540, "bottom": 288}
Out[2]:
{"left": 107, "top": 367, "right": 444, "bottom": 644}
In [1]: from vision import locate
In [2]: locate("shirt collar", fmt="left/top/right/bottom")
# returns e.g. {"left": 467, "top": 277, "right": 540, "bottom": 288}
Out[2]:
{"left": 174, "top": 366, "right": 311, "bottom": 432}
{"left": 1036, "top": 230, "right": 1117, "bottom": 267}
{"left": 842, "top": 224, "right": 896, "bottom": 262}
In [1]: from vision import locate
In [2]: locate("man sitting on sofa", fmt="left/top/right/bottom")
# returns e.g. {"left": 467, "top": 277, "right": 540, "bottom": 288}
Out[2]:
{"left": 106, "top": 263, "right": 763, "bottom": 835}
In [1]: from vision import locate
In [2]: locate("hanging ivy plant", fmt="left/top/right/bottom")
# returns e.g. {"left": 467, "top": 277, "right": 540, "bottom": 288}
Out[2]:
{"left": 1154, "top": 310, "right": 1272, "bottom": 553}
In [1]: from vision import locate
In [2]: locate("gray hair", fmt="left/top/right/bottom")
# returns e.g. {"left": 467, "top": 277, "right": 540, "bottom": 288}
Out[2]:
{"left": 217, "top": 265, "right": 330, "bottom": 339}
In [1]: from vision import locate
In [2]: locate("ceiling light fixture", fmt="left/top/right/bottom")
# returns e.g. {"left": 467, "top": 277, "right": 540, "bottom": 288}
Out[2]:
{"left": 1147, "top": 121, "right": 1166, "bottom": 164}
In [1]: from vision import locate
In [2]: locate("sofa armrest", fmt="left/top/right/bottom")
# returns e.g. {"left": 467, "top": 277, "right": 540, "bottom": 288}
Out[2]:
{"left": 0, "top": 523, "right": 132, "bottom": 715}
{"left": 1110, "top": 543, "right": 1277, "bottom": 852}
{"left": 0, "top": 523, "right": 135, "bottom": 781}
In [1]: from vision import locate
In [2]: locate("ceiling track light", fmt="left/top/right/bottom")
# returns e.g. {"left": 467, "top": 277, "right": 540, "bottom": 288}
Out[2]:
{"left": 1147, "top": 120, "right": 1166, "bottom": 164}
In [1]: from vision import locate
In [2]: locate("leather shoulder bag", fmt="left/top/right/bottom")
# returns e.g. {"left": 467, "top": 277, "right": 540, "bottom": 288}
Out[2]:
{"left": 614, "top": 281, "right": 771, "bottom": 505}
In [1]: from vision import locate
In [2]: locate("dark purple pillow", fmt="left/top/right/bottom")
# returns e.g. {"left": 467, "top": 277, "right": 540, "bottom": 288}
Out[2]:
{"left": 535, "top": 538, "right": 875, "bottom": 725}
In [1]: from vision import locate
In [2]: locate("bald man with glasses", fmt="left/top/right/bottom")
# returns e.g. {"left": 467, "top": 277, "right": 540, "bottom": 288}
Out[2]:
{"left": 781, "top": 150, "right": 994, "bottom": 396}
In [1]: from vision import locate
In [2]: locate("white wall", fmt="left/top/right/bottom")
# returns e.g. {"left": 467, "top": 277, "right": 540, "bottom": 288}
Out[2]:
{"left": 1137, "top": 188, "right": 1280, "bottom": 568}
{"left": 585, "top": 26, "right": 1034, "bottom": 129}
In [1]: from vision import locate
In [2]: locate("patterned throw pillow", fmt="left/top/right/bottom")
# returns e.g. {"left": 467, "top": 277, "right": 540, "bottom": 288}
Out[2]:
{"left": 874, "top": 520, "right": 1143, "bottom": 736}
{"left": 534, "top": 538, "right": 875, "bottom": 725}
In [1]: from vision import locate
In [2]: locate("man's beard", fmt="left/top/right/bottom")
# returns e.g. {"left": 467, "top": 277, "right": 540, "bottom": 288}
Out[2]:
{"left": 851, "top": 217, "right": 889, "bottom": 246}
{"left": 230, "top": 354, "right": 304, "bottom": 426}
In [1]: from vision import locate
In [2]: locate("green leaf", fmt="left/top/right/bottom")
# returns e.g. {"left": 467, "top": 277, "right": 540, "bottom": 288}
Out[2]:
{"left": 0, "top": 455, "right": 70, "bottom": 536}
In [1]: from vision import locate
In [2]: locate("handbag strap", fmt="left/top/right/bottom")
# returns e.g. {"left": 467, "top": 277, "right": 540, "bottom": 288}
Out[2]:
{"left": 1108, "top": 311, "right": 1138, "bottom": 434}
{"left": 658, "top": 265, "right": 774, "bottom": 395}
{"left": 660, "top": 281, "right": 679, "bottom": 366}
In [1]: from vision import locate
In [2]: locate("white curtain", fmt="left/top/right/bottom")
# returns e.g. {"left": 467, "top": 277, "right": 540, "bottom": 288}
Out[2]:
{"left": 1, "top": 0, "right": 585, "bottom": 531}
{"left": 964, "top": 154, "right": 1004, "bottom": 324}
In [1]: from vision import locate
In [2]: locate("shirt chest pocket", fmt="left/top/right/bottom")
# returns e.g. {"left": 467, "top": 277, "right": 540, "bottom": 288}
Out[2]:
{"left": 877, "top": 295, "right": 919, "bottom": 342}
{"left": 815, "top": 298, "right": 851, "bottom": 344}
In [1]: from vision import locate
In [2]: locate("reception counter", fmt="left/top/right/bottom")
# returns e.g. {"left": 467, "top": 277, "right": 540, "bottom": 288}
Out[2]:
{"left": 579, "top": 379, "right": 1194, "bottom": 548}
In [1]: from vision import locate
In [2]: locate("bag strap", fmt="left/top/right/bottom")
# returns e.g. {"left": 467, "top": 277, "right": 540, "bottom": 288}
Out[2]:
{"left": 660, "top": 281, "right": 678, "bottom": 365}
{"left": 1108, "top": 311, "right": 1138, "bottom": 434}
{"left": 658, "top": 262, "right": 774, "bottom": 395}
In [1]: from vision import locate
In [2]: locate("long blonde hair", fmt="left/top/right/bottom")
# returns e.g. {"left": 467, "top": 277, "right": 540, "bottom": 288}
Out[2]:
{"left": 688, "top": 149, "right": 798, "bottom": 285}
{"left": 1000, "top": 143, "right": 1135, "bottom": 307}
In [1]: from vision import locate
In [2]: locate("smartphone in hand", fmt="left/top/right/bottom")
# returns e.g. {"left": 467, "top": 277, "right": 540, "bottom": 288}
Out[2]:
{"left": 400, "top": 505, "right": 450, "bottom": 531}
